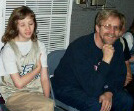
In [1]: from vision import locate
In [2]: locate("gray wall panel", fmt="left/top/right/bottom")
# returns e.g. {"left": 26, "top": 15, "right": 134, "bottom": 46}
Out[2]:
{"left": 70, "top": 0, "right": 134, "bottom": 43}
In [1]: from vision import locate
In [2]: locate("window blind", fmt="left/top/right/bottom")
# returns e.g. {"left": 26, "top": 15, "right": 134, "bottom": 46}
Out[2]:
{"left": 0, "top": 0, "right": 73, "bottom": 53}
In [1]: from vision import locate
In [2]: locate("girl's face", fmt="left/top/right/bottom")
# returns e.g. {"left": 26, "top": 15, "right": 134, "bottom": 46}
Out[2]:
{"left": 16, "top": 16, "right": 35, "bottom": 41}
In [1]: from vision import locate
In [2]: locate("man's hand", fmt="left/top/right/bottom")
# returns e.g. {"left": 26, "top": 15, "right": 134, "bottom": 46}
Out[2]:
{"left": 102, "top": 44, "right": 115, "bottom": 64}
{"left": 99, "top": 92, "right": 113, "bottom": 111}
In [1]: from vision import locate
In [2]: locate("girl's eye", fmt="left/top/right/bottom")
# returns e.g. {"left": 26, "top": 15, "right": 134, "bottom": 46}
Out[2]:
{"left": 20, "top": 24, "right": 25, "bottom": 27}
{"left": 29, "top": 23, "right": 34, "bottom": 25}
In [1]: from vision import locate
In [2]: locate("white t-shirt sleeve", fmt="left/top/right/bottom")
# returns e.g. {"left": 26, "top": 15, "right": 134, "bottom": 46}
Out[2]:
{"left": 38, "top": 41, "right": 48, "bottom": 67}
{"left": 0, "top": 53, "right": 7, "bottom": 76}
{"left": 2, "top": 45, "right": 18, "bottom": 74}
{"left": 123, "top": 32, "right": 133, "bottom": 50}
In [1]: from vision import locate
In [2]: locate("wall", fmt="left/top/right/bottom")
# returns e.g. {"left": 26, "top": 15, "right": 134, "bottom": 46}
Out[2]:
{"left": 70, "top": 0, "right": 134, "bottom": 43}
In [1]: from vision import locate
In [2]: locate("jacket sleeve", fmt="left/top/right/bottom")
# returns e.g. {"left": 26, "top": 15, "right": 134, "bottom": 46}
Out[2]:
{"left": 103, "top": 49, "right": 126, "bottom": 94}
{"left": 69, "top": 40, "right": 126, "bottom": 97}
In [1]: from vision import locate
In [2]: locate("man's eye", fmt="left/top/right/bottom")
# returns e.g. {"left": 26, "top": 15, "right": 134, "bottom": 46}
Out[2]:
{"left": 20, "top": 24, "right": 25, "bottom": 27}
{"left": 114, "top": 26, "right": 119, "bottom": 31}
{"left": 104, "top": 25, "right": 111, "bottom": 29}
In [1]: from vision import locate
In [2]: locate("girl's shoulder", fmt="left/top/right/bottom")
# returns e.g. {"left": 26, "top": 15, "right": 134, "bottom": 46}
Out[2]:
{"left": 2, "top": 43, "right": 14, "bottom": 53}
{"left": 37, "top": 40, "right": 46, "bottom": 49}
{"left": 37, "top": 40, "right": 44, "bottom": 45}
{"left": 1, "top": 43, "right": 16, "bottom": 61}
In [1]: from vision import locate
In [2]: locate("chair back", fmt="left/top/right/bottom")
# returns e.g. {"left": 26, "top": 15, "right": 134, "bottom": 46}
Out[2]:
{"left": 47, "top": 49, "right": 66, "bottom": 78}
{"left": 47, "top": 49, "right": 79, "bottom": 111}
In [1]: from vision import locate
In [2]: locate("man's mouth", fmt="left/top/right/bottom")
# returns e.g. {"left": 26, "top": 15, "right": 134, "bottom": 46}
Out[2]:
{"left": 104, "top": 34, "right": 116, "bottom": 38}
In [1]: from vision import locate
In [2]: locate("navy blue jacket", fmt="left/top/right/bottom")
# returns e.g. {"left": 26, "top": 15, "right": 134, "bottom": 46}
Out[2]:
{"left": 52, "top": 33, "right": 126, "bottom": 98}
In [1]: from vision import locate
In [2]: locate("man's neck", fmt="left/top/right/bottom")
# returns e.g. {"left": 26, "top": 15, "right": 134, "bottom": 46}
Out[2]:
{"left": 94, "top": 33, "right": 104, "bottom": 49}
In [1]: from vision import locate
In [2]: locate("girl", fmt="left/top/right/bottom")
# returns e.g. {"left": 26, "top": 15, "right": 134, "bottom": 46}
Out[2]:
{"left": 0, "top": 6, "right": 53, "bottom": 111}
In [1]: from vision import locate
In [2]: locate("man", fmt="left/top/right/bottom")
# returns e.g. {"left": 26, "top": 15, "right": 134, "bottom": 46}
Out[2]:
{"left": 51, "top": 10, "right": 133, "bottom": 111}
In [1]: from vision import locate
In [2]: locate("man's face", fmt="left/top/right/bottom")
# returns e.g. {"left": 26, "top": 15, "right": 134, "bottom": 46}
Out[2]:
{"left": 96, "top": 16, "right": 121, "bottom": 45}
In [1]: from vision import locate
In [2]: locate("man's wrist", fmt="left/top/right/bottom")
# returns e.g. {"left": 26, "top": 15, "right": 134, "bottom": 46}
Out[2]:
{"left": 102, "top": 58, "right": 111, "bottom": 64}
{"left": 104, "top": 92, "right": 113, "bottom": 97}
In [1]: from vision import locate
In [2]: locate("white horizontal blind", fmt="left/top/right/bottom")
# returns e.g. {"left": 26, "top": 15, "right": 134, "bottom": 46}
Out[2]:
{"left": 1, "top": 0, "right": 73, "bottom": 53}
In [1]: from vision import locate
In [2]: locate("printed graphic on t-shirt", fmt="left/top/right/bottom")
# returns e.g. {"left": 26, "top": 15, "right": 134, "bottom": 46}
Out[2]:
{"left": 20, "top": 64, "right": 40, "bottom": 79}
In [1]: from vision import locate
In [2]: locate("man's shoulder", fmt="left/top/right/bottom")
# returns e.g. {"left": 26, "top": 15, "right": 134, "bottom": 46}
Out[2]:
{"left": 115, "top": 38, "right": 122, "bottom": 47}
{"left": 70, "top": 33, "right": 94, "bottom": 47}
{"left": 114, "top": 38, "right": 124, "bottom": 54}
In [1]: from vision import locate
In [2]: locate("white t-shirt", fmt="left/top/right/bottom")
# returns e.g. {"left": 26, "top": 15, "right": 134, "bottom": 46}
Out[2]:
{"left": 123, "top": 32, "right": 133, "bottom": 51}
{"left": 1, "top": 40, "right": 47, "bottom": 75}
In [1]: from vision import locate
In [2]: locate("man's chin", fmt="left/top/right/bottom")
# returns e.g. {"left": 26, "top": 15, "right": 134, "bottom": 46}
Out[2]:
{"left": 106, "top": 42, "right": 115, "bottom": 45}
{"left": 103, "top": 41, "right": 115, "bottom": 45}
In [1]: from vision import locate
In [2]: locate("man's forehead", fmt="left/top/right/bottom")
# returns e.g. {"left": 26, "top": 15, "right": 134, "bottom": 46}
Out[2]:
{"left": 101, "top": 16, "right": 120, "bottom": 25}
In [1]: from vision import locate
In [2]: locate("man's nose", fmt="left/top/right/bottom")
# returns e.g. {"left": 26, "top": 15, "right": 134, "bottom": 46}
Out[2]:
{"left": 109, "top": 27, "right": 116, "bottom": 33}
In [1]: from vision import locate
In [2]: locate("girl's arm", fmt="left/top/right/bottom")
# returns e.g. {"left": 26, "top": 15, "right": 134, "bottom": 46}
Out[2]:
{"left": 40, "top": 67, "right": 50, "bottom": 97}
{"left": 38, "top": 41, "right": 50, "bottom": 97}
{"left": 10, "top": 60, "right": 41, "bottom": 89}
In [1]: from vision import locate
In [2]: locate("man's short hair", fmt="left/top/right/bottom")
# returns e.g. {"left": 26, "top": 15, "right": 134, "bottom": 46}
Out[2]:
{"left": 95, "top": 9, "right": 123, "bottom": 30}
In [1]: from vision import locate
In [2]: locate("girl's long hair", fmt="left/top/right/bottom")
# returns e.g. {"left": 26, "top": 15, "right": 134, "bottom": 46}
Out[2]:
{"left": 1, "top": 6, "right": 37, "bottom": 44}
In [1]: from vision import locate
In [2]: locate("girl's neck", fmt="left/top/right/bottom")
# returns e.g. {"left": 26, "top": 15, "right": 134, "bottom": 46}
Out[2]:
{"left": 14, "top": 36, "right": 31, "bottom": 42}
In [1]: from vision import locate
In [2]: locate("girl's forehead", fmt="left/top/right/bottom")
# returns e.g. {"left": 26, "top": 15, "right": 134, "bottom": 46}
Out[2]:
{"left": 18, "top": 16, "right": 34, "bottom": 22}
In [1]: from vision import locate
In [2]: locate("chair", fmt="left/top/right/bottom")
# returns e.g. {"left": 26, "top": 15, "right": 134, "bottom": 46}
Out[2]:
{"left": 47, "top": 50, "right": 79, "bottom": 111}
{"left": 0, "top": 78, "right": 9, "bottom": 111}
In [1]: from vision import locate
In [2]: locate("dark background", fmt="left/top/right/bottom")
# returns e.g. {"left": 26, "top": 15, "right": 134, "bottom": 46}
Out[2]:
{"left": 70, "top": 0, "right": 134, "bottom": 43}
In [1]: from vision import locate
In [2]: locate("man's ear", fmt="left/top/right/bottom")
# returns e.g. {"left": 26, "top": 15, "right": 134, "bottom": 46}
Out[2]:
{"left": 118, "top": 31, "right": 122, "bottom": 37}
{"left": 95, "top": 25, "right": 100, "bottom": 33}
